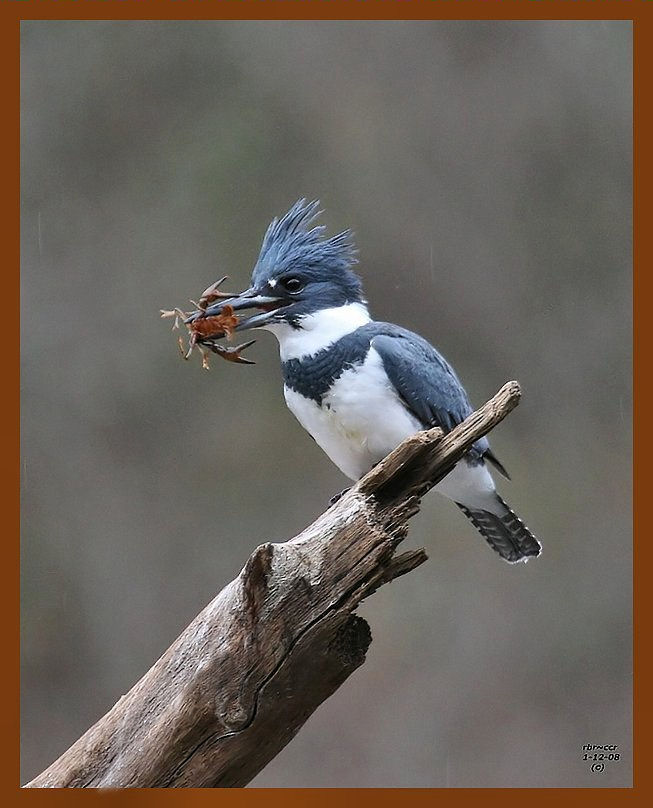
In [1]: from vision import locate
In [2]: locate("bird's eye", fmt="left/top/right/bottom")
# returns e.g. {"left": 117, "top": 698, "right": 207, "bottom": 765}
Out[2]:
{"left": 281, "top": 277, "right": 304, "bottom": 294}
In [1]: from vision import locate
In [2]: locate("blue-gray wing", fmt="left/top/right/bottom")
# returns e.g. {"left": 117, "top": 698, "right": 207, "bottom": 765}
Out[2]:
{"left": 371, "top": 330, "right": 491, "bottom": 460}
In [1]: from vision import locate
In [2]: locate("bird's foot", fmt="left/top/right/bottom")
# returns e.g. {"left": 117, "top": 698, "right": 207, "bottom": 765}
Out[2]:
{"left": 329, "top": 487, "right": 351, "bottom": 506}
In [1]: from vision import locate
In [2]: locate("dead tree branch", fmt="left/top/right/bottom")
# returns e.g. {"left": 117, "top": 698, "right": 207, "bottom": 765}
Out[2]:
{"left": 25, "top": 381, "right": 521, "bottom": 788}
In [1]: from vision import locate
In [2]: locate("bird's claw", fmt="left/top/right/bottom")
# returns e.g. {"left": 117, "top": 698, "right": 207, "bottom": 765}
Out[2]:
{"left": 329, "top": 487, "right": 351, "bottom": 506}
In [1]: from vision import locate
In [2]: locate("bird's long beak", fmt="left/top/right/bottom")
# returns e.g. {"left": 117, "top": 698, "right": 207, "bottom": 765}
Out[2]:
{"left": 185, "top": 288, "right": 284, "bottom": 331}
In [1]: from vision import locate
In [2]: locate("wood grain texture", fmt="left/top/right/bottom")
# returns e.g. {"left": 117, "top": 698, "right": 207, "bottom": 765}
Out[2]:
{"left": 25, "top": 381, "right": 521, "bottom": 788}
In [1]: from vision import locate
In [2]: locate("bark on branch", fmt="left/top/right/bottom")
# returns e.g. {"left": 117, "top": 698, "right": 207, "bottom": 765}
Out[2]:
{"left": 25, "top": 381, "right": 522, "bottom": 788}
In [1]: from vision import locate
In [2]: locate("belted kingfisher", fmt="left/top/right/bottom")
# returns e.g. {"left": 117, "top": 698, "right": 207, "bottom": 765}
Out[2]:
{"left": 191, "top": 199, "right": 541, "bottom": 563}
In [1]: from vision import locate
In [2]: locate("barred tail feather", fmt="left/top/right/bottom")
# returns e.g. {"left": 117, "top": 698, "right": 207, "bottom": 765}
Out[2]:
{"left": 456, "top": 495, "right": 541, "bottom": 564}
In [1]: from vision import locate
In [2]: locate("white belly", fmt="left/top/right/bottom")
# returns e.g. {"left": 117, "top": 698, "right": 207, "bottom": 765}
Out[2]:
{"left": 433, "top": 456, "right": 498, "bottom": 511}
{"left": 283, "top": 347, "right": 498, "bottom": 509}
{"left": 284, "top": 348, "right": 423, "bottom": 480}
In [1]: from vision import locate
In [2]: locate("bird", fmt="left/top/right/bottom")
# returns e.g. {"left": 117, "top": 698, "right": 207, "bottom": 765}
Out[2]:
{"left": 190, "top": 199, "right": 541, "bottom": 563}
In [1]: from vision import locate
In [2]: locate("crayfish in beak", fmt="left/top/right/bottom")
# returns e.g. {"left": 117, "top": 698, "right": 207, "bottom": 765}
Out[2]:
{"left": 160, "top": 276, "right": 256, "bottom": 370}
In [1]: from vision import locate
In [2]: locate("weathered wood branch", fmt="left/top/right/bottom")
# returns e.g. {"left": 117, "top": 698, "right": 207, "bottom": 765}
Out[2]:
{"left": 25, "top": 382, "right": 521, "bottom": 789}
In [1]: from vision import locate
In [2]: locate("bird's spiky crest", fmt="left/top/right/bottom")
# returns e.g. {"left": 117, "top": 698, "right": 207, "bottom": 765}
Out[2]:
{"left": 252, "top": 199, "right": 358, "bottom": 286}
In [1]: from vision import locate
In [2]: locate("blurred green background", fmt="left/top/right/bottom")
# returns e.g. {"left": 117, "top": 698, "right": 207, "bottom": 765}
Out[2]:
{"left": 20, "top": 21, "right": 632, "bottom": 788}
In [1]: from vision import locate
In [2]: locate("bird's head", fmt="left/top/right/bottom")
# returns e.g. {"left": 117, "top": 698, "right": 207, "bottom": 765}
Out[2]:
{"left": 188, "top": 200, "right": 368, "bottom": 341}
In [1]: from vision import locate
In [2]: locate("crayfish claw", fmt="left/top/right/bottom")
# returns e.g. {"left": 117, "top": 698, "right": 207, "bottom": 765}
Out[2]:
{"left": 200, "top": 276, "right": 227, "bottom": 297}
{"left": 234, "top": 339, "right": 256, "bottom": 351}
{"left": 204, "top": 338, "right": 256, "bottom": 364}
{"left": 199, "top": 275, "right": 238, "bottom": 307}
{"left": 228, "top": 339, "right": 257, "bottom": 364}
